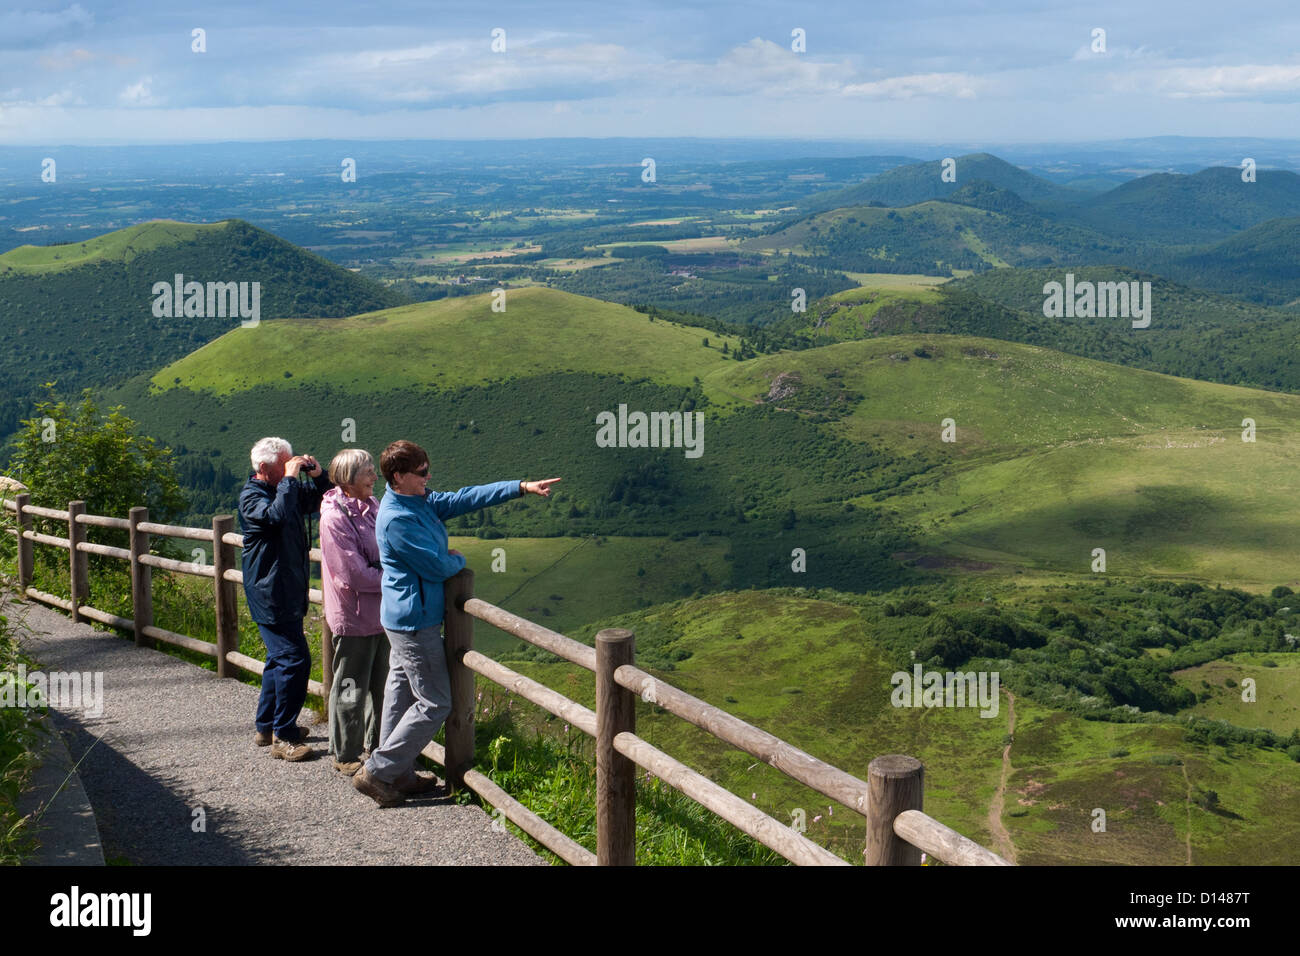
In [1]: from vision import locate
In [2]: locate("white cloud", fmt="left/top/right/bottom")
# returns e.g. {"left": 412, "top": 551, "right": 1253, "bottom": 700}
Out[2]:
{"left": 1116, "top": 63, "right": 1300, "bottom": 98}
{"left": 119, "top": 76, "right": 155, "bottom": 106}
{"left": 842, "top": 72, "right": 986, "bottom": 100}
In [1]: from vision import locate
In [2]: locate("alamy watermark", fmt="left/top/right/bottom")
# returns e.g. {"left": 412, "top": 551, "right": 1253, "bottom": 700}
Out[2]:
{"left": 152, "top": 273, "right": 261, "bottom": 327}
{"left": 595, "top": 404, "right": 703, "bottom": 458}
{"left": 890, "top": 664, "right": 999, "bottom": 718}
{"left": 1, "top": 664, "right": 104, "bottom": 717}
{"left": 1042, "top": 273, "right": 1151, "bottom": 329}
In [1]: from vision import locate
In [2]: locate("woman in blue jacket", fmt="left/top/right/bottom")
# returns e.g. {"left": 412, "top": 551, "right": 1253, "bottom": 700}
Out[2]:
{"left": 353, "top": 439, "right": 560, "bottom": 807}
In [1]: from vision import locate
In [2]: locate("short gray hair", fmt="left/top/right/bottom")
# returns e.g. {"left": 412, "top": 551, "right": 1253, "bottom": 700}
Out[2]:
{"left": 251, "top": 437, "right": 292, "bottom": 472}
{"left": 328, "top": 448, "right": 376, "bottom": 488}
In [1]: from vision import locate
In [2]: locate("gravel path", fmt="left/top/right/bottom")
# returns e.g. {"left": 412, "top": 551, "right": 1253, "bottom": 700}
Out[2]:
{"left": 5, "top": 598, "right": 545, "bottom": 866}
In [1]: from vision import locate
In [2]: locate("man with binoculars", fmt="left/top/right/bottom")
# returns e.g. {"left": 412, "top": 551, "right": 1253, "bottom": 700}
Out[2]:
{"left": 239, "top": 436, "right": 334, "bottom": 762}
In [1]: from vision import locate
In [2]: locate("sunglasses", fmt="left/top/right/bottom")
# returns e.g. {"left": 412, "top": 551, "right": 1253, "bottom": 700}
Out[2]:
{"left": 413, "top": 465, "right": 429, "bottom": 477}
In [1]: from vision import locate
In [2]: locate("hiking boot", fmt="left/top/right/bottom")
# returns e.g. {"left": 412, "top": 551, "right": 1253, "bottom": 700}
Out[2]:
{"left": 394, "top": 769, "right": 443, "bottom": 795}
{"left": 270, "top": 736, "right": 314, "bottom": 762}
{"left": 333, "top": 758, "right": 363, "bottom": 776}
{"left": 353, "top": 767, "right": 405, "bottom": 808}
{"left": 256, "top": 726, "right": 311, "bottom": 747}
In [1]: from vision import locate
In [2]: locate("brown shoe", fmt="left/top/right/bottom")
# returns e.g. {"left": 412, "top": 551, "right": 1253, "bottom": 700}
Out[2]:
{"left": 394, "top": 770, "right": 443, "bottom": 795}
{"left": 353, "top": 767, "right": 405, "bottom": 808}
{"left": 333, "top": 758, "right": 363, "bottom": 776}
{"left": 270, "top": 736, "right": 314, "bottom": 762}
{"left": 257, "top": 726, "right": 310, "bottom": 747}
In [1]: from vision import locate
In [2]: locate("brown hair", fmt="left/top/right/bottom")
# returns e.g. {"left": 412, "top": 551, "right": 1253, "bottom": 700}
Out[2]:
{"left": 379, "top": 440, "right": 429, "bottom": 484}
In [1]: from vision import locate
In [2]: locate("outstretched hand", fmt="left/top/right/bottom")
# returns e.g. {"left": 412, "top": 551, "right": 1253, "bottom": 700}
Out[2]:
{"left": 522, "top": 477, "right": 562, "bottom": 497}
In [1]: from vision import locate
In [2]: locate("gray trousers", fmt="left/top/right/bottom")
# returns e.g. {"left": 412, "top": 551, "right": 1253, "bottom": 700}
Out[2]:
{"left": 328, "top": 631, "right": 390, "bottom": 762}
{"left": 365, "top": 624, "right": 451, "bottom": 784}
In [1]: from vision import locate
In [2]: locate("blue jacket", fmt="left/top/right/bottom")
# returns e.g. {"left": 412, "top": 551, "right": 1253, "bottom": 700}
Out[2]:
{"left": 377, "top": 479, "right": 522, "bottom": 632}
{"left": 238, "top": 471, "right": 334, "bottom": 627}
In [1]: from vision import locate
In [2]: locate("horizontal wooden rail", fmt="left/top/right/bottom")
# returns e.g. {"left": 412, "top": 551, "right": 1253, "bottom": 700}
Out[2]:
{"left": 76, "top": 541, "right": 131, "bottom": 561}
{"left": 138, "top": 553, "right": 216, "bottom": 577}
{"left": 462, "top": 767, "right": 598, "bottom": 866}
{"left": 77, "top": 604, "right": 134, "bottom": 631}
{"left": 26, "top": 586, "right": 72, "bottom": 611}
{"left": 22, "top": 530, "right": 69, "bottom": 549}
{"left": 612, "top": 732, "right": 846, "bottom": 866}
{"left": 614, "top": 663, "right": 870, "bottom": 817}
{"left": 221, "top": 532, "right": 243, "bottom": 547}
{"left": 414, "top": 736, "right": 597, "bottom": 866}
{"left": 143, "top": 625, "right": 217, "bottom": 658}
{"left": 75, "top": 513, "right": 130, "bottom": 530}
{"left": 462, "top": 598, "right": 596, "bottom": 671}
{"left": 137, "top": 521, "right": 215, "bottom": 541}
{"left": 462, "top": 650, "right": 598, "bottom": 737}
{"left": 894, "top": 810, "right": 1013, "bottom": 866}
{"left": 22, "top": 504, "right": 70, "bottom": 520}
{"left": 221, "top": 568, "right": 243, "bottom": 584}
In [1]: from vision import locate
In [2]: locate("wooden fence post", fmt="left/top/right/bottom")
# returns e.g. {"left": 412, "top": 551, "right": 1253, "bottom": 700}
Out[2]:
{"left": 443, "top": 568, "right": 476, "bottom": 794}
{"left": 129, "top": 506, "right": 153, "bottom": 648}
{"left": 865, "top": 754, "right": 924, "bottom": 866}
{"left": 596, "top": 627, "right": 636, "bottom": 866}
{"left": 15, "top": 493, "right": 32, "bottom": 588}
{"left": 213, "top": 515, "right": 238, "bottom": 678}
{"left": 67, "top": 500, "right": 87, "bottom": 621}
{"left": 320, "top": 617, "right": 334, "bottom": 723}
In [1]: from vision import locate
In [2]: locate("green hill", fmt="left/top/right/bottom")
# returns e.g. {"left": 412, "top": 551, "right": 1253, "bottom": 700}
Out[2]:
{"left": 0, "top": 219, "right": 406, "bottom": 440}
{"left": 787, "top": 267, "right": 1300, "bottom": 395}
{"left": 706, "top": 332, "right": 1300, "bottom": 588}
{"left": 1161, "top": 216, "right": 1300, "bottom": 306}
{"left": 105, "top": 286, "right": 931, "bottom": 590}
{"left": 106, "top": 282, "right": 1300, "bottom": 591}
{"left": 147, "top": 285, "right": 732, "bottom": 395}
{"left": 799, "top": 153, "right": 1084, "bottom": 213}
{"left": 1058, "top": 166, "right": 1300, "bottom": 244}
{"left": 743, "top": 194, "right": 1129, "bottom": 276}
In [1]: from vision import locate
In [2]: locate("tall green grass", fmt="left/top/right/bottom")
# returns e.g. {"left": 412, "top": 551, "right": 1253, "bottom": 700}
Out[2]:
{"left": 462, "top": 681, "right": 787, "bottom": 865}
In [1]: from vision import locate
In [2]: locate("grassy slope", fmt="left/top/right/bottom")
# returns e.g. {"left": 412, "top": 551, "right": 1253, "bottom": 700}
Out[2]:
{"left": 707, "top": 333, "right": 1300, "bottom": 588}
{"left": 1173, "top": 653, "right": 1300, "bottom": 734}
{"left": 149, "top": 286, "right": 732, "bottom": 395}
{"left": 740, "top": 199, "right": 1001, "bottom": 258}
{"left": 143, "top": 285, "right": 1300, "bottom": 588}
{"left": 0, "top": 220, "right": 229, "bottom": 273}
{"left": 506, "top": 590, "right": 1300, "bottom": 865}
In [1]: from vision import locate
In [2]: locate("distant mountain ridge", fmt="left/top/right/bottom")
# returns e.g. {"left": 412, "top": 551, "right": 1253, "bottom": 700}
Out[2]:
{"left": 798, "top": 153, "right": 1086, "bottom": 213}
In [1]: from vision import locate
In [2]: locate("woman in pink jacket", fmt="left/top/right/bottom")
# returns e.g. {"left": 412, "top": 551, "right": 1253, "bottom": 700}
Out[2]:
{"left": 319, "top": 449, "right": 387, "bottom": 775}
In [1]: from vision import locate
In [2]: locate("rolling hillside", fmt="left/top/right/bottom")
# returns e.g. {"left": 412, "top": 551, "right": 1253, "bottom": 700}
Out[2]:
{"left": 1161, "top": 216, "right": 1300, "bottom": 306}
{"left": 0, "top": 219, "right": 406, "bottom": 439}
{"left": 709, "top": 333, "right": 1300, "bottom": 588}
{"left": 780, "top": 267, "right": 1300, "bottom": 395}
{"left": 743, "top": 192, "right": 1130, "bottom": 275}
{"left": 508, "top": 587, "right": 1300, "bottom": 865}
{"left": 102, "top": 284, "right": 1300, "bottom": 591}
{"left": 1054, "top": 166, "right": 1300, "bottom": 243}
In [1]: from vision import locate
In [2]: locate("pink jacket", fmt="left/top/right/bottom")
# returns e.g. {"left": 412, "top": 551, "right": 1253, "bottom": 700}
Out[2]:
{"left": 319, "top": 486, "right": 383, "bottom": 636}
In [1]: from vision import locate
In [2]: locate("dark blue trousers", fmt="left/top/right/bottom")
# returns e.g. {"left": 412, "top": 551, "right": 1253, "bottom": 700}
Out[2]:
{"left": 255, "top": 620, "right": 310, "bottom": 739}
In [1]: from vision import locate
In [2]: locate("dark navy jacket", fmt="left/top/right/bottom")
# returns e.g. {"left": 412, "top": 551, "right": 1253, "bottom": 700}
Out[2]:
{"left": 238, "top": 471, "right": 334, "bottom": 627}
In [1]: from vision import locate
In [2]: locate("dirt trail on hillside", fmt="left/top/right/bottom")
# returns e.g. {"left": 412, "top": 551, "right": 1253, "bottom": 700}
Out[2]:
{"left": 1181, "top": 764, "right": 1193, "bottom": 865}
{"left": 986, "top": 688, "right": 1018, "bottom": 864}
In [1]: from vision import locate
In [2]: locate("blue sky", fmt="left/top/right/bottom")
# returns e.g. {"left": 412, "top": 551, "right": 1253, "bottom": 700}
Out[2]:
{"left": 4, "top": 1, "right": 1300, "bottom": 144}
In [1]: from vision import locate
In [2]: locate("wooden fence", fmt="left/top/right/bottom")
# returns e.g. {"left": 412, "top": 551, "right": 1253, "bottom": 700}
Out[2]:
{"left": 1, "top": 491, "right": 1012, "bottom": 867}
